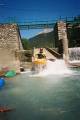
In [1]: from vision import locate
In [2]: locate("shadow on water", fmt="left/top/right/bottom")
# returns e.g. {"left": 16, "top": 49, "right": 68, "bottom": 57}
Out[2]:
{"left": 0, "top": 112, "right": 10, "bottom": 120}
{"left": 0, "top": 110, "right": 15, "bottom": 120}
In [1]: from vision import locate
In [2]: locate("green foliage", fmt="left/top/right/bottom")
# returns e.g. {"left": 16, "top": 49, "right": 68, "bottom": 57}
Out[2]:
{"left": 21, "top": 38, "right": 31, "bottom": 49}
{"left": 67, "top": 16, "right": 80, "bottom": 47}
{"left": 74, "top": 15, "right": 80, "bottom": 22}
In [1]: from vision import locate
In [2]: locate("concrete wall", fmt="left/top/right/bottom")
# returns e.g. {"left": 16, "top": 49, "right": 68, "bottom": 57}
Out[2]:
{"left": 57, "top": 21, "right": 69, "bottom": 61}
{"left": 0, "top": 24, "right": 23, "bottom": 73}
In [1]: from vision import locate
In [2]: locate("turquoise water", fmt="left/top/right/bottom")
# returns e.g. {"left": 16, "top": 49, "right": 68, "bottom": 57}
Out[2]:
{"left": 0, "top": 69, "right": 80, "bottom": 120}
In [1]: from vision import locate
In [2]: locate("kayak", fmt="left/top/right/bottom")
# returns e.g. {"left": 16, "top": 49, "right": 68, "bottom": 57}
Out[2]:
{"left": 33, "top": 58, "right": 46, "bottom": 64}
{"left": 31, "top": 48, "right": 47, "bottom": 73}
{"left": 5, "top": 70, "right": 16, "bottom": 77}
{"left": 32, "top": 58, "right": 47, "bottom": 73}
{"left": 0, "top": 107, "right": 14, "bottom": 112}
{"left": 0, "top": 78, "right": 5, "bottom": 88}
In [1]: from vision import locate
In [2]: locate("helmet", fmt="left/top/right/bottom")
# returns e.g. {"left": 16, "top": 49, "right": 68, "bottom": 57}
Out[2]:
{"left": 40, "top": 48, "right": 43, "bottom": 53}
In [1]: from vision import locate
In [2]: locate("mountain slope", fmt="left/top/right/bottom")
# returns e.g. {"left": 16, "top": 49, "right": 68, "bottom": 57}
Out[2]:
{"left": 29, "top": 30, "right": 55, "bottom": 48}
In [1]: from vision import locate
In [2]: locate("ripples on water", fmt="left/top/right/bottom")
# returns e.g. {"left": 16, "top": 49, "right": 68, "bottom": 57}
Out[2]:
{"left": 0, "top": 60, "right": 80, "bottom": 120}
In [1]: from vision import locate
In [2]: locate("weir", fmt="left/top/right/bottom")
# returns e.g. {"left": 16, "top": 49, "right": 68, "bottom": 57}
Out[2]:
{"left": 0, "top": 19, "right": 80, "bottom": 72}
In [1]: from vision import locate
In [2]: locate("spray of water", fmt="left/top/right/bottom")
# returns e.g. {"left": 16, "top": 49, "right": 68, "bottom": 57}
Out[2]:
{"left": 30, "top": 59, "right": 73, "bottom": 77}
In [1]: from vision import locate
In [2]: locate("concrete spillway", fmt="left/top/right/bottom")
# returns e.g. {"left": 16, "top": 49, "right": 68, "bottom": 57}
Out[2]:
{"left": 33, "top": 48, "right": 57, "bottom": 60}
{"left": 46, "top": 48, "right": 61, "bottom": 59}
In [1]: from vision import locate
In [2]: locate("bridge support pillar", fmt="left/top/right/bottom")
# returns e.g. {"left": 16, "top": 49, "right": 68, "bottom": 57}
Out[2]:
{"left": 0, "top": 24, "right": 23, "bottom": 73}
{"left": 57, "top": 21, "right": 69, "bottom": 62}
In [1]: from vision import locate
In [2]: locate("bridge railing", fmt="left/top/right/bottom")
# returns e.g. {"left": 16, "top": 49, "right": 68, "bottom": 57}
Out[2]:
{"left": 0, "top": 16, "right": 80, "bottom": 29}
{"left": 46, "top": 48, "right": 61, "bottom": 59}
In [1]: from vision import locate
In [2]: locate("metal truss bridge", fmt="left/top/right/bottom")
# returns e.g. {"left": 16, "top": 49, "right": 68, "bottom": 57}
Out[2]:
{"left": 12, "top": 20, "right": 80, "bottom": 30}
{"left": 0, "top": 17, "right": 80, "bottom": 30}
{"left": 19, "top": 22, "right": 55, "bottom": 29}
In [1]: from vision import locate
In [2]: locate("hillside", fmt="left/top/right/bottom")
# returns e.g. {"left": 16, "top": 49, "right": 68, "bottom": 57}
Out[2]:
{"left": 29, "top": 30, "right": 55, "bottom": 48}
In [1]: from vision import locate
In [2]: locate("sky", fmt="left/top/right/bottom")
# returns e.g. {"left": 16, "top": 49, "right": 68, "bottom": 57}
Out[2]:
{"left": 0, "top": 0, "right": 80, "bottom": 38}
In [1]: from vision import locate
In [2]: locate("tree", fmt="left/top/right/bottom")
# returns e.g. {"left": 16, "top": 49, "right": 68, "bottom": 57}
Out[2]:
{"left": 21, "top": 38, "right": 31, "bottom": 50}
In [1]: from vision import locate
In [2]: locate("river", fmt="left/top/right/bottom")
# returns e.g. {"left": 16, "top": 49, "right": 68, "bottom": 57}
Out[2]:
{"left": 0, "top": 60, "right": 80, "bottom": 120}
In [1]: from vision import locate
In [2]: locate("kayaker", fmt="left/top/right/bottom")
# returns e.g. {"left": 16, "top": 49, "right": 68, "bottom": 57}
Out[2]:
{"left": 37, "top": 48, "right": 46, "bottom": 59}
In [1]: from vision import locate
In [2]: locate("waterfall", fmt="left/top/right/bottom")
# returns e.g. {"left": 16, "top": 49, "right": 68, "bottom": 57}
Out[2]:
{"left": 69, "top": 47, "right": 80, "bottom": 61}
{"left": 31, "top": 59, "right": 72, "bottom": 76}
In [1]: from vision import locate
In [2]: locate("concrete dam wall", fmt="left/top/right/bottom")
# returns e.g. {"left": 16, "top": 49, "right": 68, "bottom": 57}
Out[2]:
{"left": 0, "top": 24, "right": 23, "bottom": 73}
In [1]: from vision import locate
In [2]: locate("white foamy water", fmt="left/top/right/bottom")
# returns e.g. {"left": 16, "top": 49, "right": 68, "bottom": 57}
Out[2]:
{"left": 20, "top": 69, "right": 31, "bottom": 74}
{"left": 30, "top": 59, "right": 73, "bottom": 77}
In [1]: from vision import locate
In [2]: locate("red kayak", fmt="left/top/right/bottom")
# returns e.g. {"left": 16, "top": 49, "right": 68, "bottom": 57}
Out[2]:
{"left": 0, "top": 107, "right": 14, "bottom": 112}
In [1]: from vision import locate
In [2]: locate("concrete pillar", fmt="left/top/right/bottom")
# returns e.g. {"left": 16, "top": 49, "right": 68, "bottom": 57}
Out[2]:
{"left": 0, "top": 24, "right": 23, "bottom": 73}
{"left": 57, "top": 21, "right": 69, "bottom": 62}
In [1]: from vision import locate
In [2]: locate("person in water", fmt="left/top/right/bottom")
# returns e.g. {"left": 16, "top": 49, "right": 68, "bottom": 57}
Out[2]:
{"left": 37, "top": 48, "right": 46, "bottom": 59}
